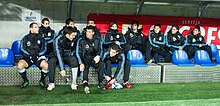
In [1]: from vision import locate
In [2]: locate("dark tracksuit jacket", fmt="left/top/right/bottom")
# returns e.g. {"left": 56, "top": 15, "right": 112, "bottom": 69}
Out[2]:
{"left": 166, "top": 31, "right": 187, "bottom": 53}
{"left": 102, "top": 49, "right": 128, "bottom": 81}
{"left": 148, "top": 30, "right": 171, "bottom": 63}
{"left": 103, "top": 29, "right": 126, "bottom": 49}
{"left": 20, "top": 33, "right": 47, "bottom": 62}
{"left": 185, "top": 32, "right": 212, "bottom": 59}
{"left": 76, "top": 36, "right": 103, "bottom": 83}
{"left": 39, "top": 26, "right": 55, "bottom": 55}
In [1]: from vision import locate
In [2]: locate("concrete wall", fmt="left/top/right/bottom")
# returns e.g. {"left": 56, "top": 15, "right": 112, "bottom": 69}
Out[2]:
{"left": 0, "top": 0, "right": 220, "bottom": 48}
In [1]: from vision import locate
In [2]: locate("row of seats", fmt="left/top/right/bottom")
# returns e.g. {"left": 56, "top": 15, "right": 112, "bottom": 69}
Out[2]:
{"left": 0, "top": 41, "right": 220, "bottom": 67}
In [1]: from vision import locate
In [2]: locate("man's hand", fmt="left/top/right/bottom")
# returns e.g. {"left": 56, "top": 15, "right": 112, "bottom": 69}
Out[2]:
{"left": 199, "top": 44, "right": 202, "bottom": 48}
{"left": 80, "top": 64, "right": 85, "bottom": 72}
{"left": 60, "top": 70, "right": 66, "bottom": 77}
{"left": 115, "top": 41, "right": 120, "bottom": 45}
{"left": 179, "top": 46, "right": 183, "bottom": 50}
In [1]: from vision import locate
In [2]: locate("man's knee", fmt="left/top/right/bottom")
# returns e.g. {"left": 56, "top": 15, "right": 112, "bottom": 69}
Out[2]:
{"left": 40, "top": 60, "right": 48, "bottom": 70}
{"left": 17, "top": 60, "right": 28, "bottom": 70}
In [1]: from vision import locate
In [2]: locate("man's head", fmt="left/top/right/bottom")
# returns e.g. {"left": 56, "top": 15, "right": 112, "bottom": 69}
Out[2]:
{"left": 85, "top": 26, "right": 95, "bottom": 39}
{"left": 154, "top": 23, "right": 161, "bottom": 34}
{"left": 29, "top": 22, "right": 39, "bottom": 34}
{"left": 109, "top": 44, "right": 120, "bottom": 57}
{"left": 193, "top": 25, "right": 201, "bottom": 35}
{"left": 87, "top": 19, "right": 95, "bottom": 26}
{"left": 41, "top": 18, "right": 50, "bottom": 28}
{"left": 110, "top": 22, "right": 118, "bottom": 30}
{"left": 63, "top": 27, "right": 77, "bottom": 41}
{"left": 131, "top": 21, "right": 139, "bottom": 31}
{"left": 65, "top": 18, "right": 75, "bottom": 28}
{"left": 171, "top": 24, "right": 179, "bottom": 34}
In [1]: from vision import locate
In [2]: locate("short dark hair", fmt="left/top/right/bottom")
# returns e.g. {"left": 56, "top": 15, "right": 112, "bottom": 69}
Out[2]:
{"left": 110, "top": 22, "right": 118, "bottom": 28}
{"left": 131, "top": 21, "right": 139, "bottom": 27}
{"left": 85, "top": 26, "right": 95, "bottom": 32}
{"left": 110, "top": 44, "right": 120, "bottom": 52}
{"left": 154, "top": 23, "right": 161, "bottom": 28}
{"left": 194, "top": 25, "right": 201, "bottom": 31}
{"left": 65, "top": 18, "right": 74, "bottom": 25}
{"left": 41, "top": 18, "right": 50, "bottom": 24}
{"left": 29, "top": 22, "right": 38, "bottom": 28}
{"left": 87, "top": 19, "right": 95, "bottom": 23}
{"left": 63, "top": 26, "right": 76, "bottom": 35}
{"left": 171, "top": 24, "right": 179, "bottom": 30}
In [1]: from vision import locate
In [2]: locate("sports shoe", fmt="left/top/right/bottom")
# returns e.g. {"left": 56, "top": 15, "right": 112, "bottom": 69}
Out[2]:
{"left": 39, "top": 80, "right": 47, "bottom": 88}
{"left": 47, "top": 83, "right": 55, "bottom": 91}
{"left": 84, "top": 86, "right": 90, "bottom": 94}
{"left": 107, "top": 83, "right": 112, "bottom": 90}
{"left": 124, "top": 82, "right": 132, "bottom": 89}
{"left": 21, "top": 80, "right": 29, "bottom": 89}
{"left": 98, "top": 83, "right": 106, "bottom": 90}
{"left": 71, "top": 84, "right": 78, "bottom": 91}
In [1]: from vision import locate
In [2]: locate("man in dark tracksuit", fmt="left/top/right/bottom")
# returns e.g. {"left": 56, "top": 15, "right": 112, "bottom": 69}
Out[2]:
{"left": 76, "top": 26, "right": 105, "bottom": 94}
{"left": 148, "top": 24, "right": 171, "bottom": 63}
{"left": 166, "top": 24, "right": 187, "bottom": 54}
{"left": 124, "top": 21, "right": 150, "bottom": 62}
{"left": 18, "top": 22, "right": 48, "bottom": 89}
{"left": 39, "top": 18, "right": 55, "bottom": 55}
{"left": 102, "top": 44, "right": 131, "bottom": 90}
{"left": 185, "top": 26, "right": 212, "bottom": 60}
{"left": 58, "top": 18, "right": 80, "bottom": 36}
{"left": 103, "top": 22, "right": 126, "bottom": 50}
{"left": 47, "top": 27, "right": 79, "bottom": 91}
{"left": 81, "top": 19, "right": 103, "bottom": 40}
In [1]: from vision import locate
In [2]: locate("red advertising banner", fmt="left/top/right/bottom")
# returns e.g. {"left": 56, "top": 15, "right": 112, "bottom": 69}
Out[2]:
{"left": 88, "top": 13, "right": 220, "bottom": 48}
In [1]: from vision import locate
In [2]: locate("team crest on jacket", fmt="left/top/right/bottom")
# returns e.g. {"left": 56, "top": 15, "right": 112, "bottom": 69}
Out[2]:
{"left": 130, "top": 33, "right": 134, "bottom": 38}
{"left": 116, "top": 34, "right": 120, "bottom": 39}
{"left": 159, "top": 37, "right": 162, "bottom": 41}
{"left": 27, "top": 41, "right": 31, "bottom": 46}
{"left": 178, "top": 35, "right": 180, "bottom": 39}
{"left": 199, "top": 37, "right": 202, "bottom": 41}
{"left": 85, "top": 44, "right": 89, "bottom": 49}
{"left": 71, "top": 42, "right": 74, "bottom": 47}
{"left": 192, "top": 38, "right": 196, "bottom": 43}
{"left": 141, "top": 34, "right": 144, "bottom": 36}
{"left": 110, "top": 36, "right": 114, "bottom": 40}
{"left": 37, "top": 40, "right": 41, "bottom": 44}
{"left": 173, "top": 37, "right": 177, "bottom": 41}
{"left": 48, "top": 32, "right": 51, "bottom": 36}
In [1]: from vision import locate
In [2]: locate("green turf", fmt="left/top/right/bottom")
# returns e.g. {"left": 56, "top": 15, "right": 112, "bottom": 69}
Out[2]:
{"left": 0, "top": 82, "right": 220, "bottom": 105}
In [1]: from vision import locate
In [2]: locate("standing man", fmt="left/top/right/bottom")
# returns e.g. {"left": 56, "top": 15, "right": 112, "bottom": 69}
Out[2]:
{"left": 18, "top": 22, "right": 48, "bottom": 88}
{"left": 81, "top": 19, "right": 102, "bottom": 40}
{"left": 58, "top": 18, "right": 80, "bottom": 36}
{"left": 76, "top": 26, "right": 105, "bottom": 94}
{"left": 47, "top": 27, "right": 79, "bottom": 91}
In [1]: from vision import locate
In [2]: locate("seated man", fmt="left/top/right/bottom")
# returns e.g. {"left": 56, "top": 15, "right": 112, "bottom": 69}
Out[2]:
{"left": 76, "top": 26, "right": 105, "bottom": 94}
{"left": 102, "top": 44, "right": 132, "bottom": 90}
{"left": 18, "top": 22, "right": 48, "bottom": 88}
{"left": 148, "top": 24, "right": 171, "bottom": 63}
{"left": 47, "top": 27, "right": 79, "bottom": 91}
{"left": 103, "top": 22, "right": 126, "bottom": 50}
{"left": 166, "top": 24, "right": 187, "bottom": 54}
{"left": 124, "top": 21, "right": 150, "bottom": 62}
{"left": 185, "top": 25, "right": 212, "bottom": 60}
{"left": 39, "top": 18, "right": 55, "bottom": 55}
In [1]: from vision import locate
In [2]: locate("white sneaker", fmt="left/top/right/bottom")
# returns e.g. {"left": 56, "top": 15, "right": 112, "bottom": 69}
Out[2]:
{"left": 47, "top": 83, "right": 55, "bottom": 91}
{"left": 84, "top": 86, "right": 90, "bottom": 94}
{"left": 71, "top": 84, "right": 78, "bottom": 91}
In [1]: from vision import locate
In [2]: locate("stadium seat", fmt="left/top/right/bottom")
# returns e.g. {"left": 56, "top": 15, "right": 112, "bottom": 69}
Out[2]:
{"left": 216, "top": 50, "right": 220, "bottom": 64}
{"left": 127, "top": 50, "right": 148, "bottom": 67}
{"left": 11, "top": 40, "right": 21, "bottom": 56}
{"left": 194, "top": 50, "right": 217, "bottom": 66}
{"left": 210, "top": 44, "right": 218, "bottom": 58}
{"left": 172, "top": 50, "right": 194, "bottom": 66}
{"left": 0, "top": 48, "right": 14, "bottom": 67}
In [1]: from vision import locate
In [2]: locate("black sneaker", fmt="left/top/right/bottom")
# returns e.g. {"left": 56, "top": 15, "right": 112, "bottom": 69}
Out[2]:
{"left": 98, "top": 83, "right": 106, "bottom": 90}
{"left": 21, "top": 80, "right": 29, "bottom": 89}
{"left": 39, "top": 80, "right": 47, "bottom": 88}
